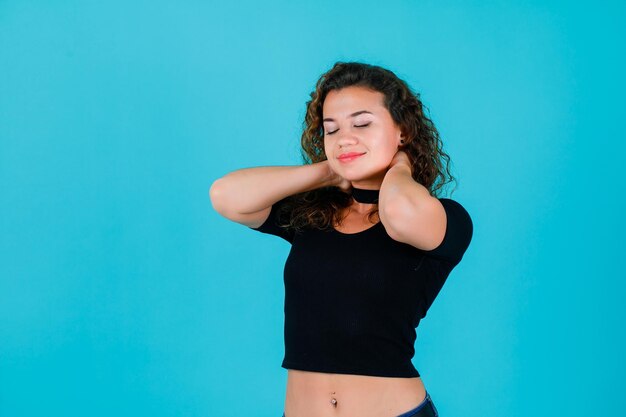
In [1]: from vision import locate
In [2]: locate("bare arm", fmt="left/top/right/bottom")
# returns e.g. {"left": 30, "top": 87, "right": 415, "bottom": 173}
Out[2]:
{"left": 209, "top": 160, "right": 348, "bottom": 228}
{"left": 379, "top": 151, "right": 444, "bottom": 251}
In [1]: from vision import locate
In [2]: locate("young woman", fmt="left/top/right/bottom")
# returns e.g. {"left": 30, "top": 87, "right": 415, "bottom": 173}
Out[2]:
{"left": 210, "top": 62, "right": 473, "bottom": 417}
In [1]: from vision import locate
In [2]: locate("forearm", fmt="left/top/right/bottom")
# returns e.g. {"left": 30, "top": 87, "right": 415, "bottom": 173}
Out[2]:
{"left": 210, "top": 162, "right": 336, "bottom": 215}
{"left": 379, "top": 165, "right": 433, "bottom": 226}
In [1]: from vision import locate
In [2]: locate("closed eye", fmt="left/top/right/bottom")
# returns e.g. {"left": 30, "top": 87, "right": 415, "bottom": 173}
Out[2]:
{"left": 325, "top": 122, "right": 371, "bottom": 135}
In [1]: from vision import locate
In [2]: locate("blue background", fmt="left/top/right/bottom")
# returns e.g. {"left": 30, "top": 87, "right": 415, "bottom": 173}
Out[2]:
{"left": 1, "top": 1, "right": 624, "bottom": 416}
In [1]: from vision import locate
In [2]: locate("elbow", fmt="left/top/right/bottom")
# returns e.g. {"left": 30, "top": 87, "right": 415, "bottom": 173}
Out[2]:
{"left": 209, "top": 178, "right": 228, "bottom": 216}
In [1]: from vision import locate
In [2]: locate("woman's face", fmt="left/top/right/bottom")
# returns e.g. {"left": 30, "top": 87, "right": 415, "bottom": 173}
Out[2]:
{"left": 322, "top": 86, "right": 403, "bottom": 189}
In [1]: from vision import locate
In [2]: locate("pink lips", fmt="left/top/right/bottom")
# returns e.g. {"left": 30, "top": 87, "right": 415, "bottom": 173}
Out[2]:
{"left": 338, "top": 152, "right": 365, "bottom": 162}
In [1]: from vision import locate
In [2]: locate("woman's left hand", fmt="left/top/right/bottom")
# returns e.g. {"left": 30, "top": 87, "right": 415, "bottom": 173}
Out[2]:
{"left": 388, "top": 149, "right": 412, "bottom": 173}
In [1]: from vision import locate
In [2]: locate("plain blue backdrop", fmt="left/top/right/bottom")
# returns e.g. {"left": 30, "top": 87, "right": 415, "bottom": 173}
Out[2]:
{"left": 1, "top": 1, "right": 624, "bottom": 416}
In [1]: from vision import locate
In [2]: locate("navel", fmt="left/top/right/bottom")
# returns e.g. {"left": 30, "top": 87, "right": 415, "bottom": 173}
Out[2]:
{"left": 329, "top": 392, "right": 338, "bottom": 408}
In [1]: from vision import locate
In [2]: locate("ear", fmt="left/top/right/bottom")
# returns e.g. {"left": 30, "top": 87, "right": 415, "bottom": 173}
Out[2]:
{"left": 398, "top": 132, "right": 405, "bottom": 147}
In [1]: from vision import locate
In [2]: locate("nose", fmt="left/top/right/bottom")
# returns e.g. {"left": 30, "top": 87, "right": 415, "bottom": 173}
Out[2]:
{"left": 337, "top": 129, "right": 358, "bottom": 148}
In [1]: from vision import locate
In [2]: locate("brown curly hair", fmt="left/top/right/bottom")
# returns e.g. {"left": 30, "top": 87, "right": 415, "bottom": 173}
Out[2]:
{"left": 277, "top": 61, "right": 458, "bottom": 234}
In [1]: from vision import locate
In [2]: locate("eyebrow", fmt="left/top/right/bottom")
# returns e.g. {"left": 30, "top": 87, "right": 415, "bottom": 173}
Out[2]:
{"left": 323, "top": 110, "right": 373, "bottom": 123}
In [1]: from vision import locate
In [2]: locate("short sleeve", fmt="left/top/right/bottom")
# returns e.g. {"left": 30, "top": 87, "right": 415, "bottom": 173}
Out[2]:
{"left": 421, "top": 198, "right": 473, "bottom": 266}
{"left": 248, "top": 197, "right": 295, "bottom": 244}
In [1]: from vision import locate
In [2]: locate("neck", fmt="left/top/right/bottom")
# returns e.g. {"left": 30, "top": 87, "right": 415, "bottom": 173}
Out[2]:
{"left": 351, "top": 186, "right": 380, "bottom": 204}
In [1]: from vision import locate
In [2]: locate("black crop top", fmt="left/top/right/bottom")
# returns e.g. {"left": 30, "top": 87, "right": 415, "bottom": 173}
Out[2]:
{"left": 249, "top": 197, "right": 473, "bottom": 377}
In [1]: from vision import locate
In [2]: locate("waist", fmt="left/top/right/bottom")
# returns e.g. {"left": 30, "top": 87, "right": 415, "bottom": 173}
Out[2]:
{"left": 285, "top": 369, "right": 427, "bottom": 416}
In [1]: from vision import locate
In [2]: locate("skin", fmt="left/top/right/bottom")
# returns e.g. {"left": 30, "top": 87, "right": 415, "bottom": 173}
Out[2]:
{"left": 283, "top": 86, "right": 428, "bottom": 417}
{"left": 323, "top": 86, "right": 405, "bottom": 189}
{"left": 323, "top": 86, "right": 411, "bottom": 218}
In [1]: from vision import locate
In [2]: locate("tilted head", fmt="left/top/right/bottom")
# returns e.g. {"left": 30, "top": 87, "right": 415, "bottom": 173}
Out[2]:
{"left": 301, "top": 61, "right": 456, "bottom": 196}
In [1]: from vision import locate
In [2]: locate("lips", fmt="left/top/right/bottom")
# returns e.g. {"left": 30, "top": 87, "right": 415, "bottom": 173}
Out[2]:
{"left": 338, "top": 152, "right": 366, "bottom": 160}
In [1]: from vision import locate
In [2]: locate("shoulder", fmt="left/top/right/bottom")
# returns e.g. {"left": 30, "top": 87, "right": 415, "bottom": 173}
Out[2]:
{"left": 437, "top": 198, "right": 472, "bottom": 226}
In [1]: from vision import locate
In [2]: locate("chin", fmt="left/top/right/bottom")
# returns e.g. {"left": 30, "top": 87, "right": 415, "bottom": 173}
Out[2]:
{"left": 338, "top": 165, "right": 387, "bottom": 179}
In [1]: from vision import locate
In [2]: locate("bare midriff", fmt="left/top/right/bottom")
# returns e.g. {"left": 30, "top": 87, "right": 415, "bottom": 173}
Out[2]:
{"left": 283, "top": 369, "right": 427, "bottom": 417}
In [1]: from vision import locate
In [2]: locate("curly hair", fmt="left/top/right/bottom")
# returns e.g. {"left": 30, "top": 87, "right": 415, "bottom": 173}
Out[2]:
{"left": 276, "top": 61, "right": 458, "bottom": 233}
